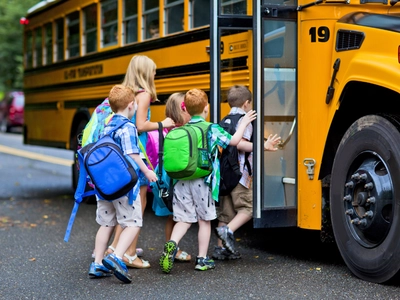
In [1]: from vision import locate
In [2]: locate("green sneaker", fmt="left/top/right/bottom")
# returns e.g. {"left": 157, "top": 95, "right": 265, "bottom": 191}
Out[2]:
{"left": 159, "top": 240, "right": 177, "bottom": 274}
{"left": 195, "top": 256, "right": 215, "bottom": 271}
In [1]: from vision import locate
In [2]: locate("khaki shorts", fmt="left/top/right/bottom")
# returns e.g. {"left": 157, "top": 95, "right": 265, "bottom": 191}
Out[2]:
{"left": 173, "top": 178, "right": 217, "bottom": 223}
{"left": 96, "top": 193, "right": 143, "bottom": 228}
{"left": 217, "top": 183, "right": 252, "bottom": 224}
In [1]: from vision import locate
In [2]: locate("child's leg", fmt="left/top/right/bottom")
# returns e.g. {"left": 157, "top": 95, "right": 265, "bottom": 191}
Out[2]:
{"left": 227, "top": 212, "right": 252, "bottom": 232}
{"left": 198, "top": 219, "right": 211, "bottom": 258}
{"left": 114, "top": 226, "right": 141, "bottom": 258}
{"left": 109, "top": 225, "right": 122, "bottom": 251}
{"left": 94, "top": 226, "right": 115, "bottom": 264}
{"left": 165, "top": 215, "right": 175, "bottom": 241}
{"left": 170, "top": 221, "right": 191, "bottom": 245}
{"left": 122, "top": 185, "right": 148, "bottom": 267}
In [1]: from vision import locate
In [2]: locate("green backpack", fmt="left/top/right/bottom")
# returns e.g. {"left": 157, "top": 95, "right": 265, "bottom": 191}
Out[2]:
{"left": 164, "top": 121, "right": 213, "bottom": 180}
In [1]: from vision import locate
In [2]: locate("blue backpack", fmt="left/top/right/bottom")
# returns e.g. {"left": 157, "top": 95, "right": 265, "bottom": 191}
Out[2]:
{"left": 64, "top": 119, "right": 138, "bottom": 242}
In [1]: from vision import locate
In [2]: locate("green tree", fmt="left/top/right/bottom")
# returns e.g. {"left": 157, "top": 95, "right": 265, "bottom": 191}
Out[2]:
{"left": 0, "top": 0, "right": 39, "bottom": 92}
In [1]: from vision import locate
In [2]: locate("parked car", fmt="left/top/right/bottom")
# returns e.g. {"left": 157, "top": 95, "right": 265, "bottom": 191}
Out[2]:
{"left": 0, "top": 91, "right": 24, "bottom": 132}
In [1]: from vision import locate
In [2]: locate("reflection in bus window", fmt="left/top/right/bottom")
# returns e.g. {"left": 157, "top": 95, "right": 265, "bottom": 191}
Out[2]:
{"left": 264, "top": 26, "right": 285, "bottom": 59}
{"left": 55, "top": 18, "right": 64, "bottom": 62}
{"left": 193, "top": 0, "right": 210, "bottom": 28}
{"left": 44, "top": 23, "right": 52, "bottom": 65}
{"left": 143, "top": 0, "right": 159, "bottom": 39}
{"left": 67, "top": 11, "right": 80, "bottom": 58}
{"left": 221, "top": 0, "right": 247, "bottom": 14}
{"left": 84, "top": 4, "right": 97, "bottom": 54}
{"left": 102, "top": 0, "right": 118, "bottom": 47}
{"left": 25, "top": 31, "right": 33, "bottom": 69}
{"left": 165, "top": 1, "right": 184, "bottom": 34}
{"left": 34, "top": 27, "right": 42, "bottom": 67}
{"left": 124, "top": 0, "right": 138, "bottom": 44}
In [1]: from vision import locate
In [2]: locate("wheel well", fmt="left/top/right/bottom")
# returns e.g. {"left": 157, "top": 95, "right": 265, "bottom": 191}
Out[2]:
{"left": 69, "top": 109, "right": 90, "bottom": 150}
{"left": 320, "top": 82, "right": 400, "bottom": 180}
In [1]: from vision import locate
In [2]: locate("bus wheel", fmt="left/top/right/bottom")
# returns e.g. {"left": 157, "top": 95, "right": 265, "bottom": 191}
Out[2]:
{"left": 330, "top": 114, "right": 400, "bottom": 283}
{"left": 71, "top": 119, "right": 97, "bottom": 204}
{"left": 71, "top": 119, "right": 86, "bottom": 190}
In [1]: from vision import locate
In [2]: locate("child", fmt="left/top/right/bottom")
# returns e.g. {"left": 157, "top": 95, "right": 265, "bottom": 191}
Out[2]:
{"left": 159, "top": 88, "right": 257, "bottom": 273}
{"left": 150, "top": 93, "right": 192, "bottom": 261}
{"left": 89, "top": 85, "right": 157, "bottom": 283}
{"left": 213, "top": 85, "right": 281, "bottom": 260}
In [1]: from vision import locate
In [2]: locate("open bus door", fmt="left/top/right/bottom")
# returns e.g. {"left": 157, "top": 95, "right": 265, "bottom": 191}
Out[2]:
{"left": 210, "top": 1, "right": 298, "bottom": 228}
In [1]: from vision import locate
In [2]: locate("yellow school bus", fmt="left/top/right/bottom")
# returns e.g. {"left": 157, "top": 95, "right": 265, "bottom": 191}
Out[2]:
{"left": 22, "top": 0, "right": 400, "bottom": 283}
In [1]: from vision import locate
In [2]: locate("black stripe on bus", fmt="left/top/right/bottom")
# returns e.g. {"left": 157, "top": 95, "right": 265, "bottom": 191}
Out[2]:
{"left": 23, "top": 56, "right": 248, "bottom": 95}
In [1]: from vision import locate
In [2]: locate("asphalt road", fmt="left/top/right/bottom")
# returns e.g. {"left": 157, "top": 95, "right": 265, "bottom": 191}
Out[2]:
{"left": 1, "top": 132, "right": 400, "bottom": 299}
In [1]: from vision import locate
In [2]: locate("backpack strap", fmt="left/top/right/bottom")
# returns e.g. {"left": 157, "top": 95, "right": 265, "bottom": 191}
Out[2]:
{"left": 222, "top": 114, "right": 252, "bottom": 175}
{"left": 157, "top": 122, "right": 164, "bottom": 182}
{"left": 64, "top": 150, "right": 96, "bottom": 242}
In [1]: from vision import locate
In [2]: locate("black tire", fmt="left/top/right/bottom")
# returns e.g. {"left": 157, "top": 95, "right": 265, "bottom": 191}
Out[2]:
{"left": 331, "top": 115, "right": 400, "bottom": 283}
{"left": 71, "top": 119, "right": 96, "bottom": 204}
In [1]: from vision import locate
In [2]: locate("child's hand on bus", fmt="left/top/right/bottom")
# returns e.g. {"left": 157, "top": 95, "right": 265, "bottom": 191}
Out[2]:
{"left": 144, "top": 169, "right": 158, "bottom": 182}
{"left": 242, "top": 110, "right": 257, "bottom": 125}
{"left": 162, "top": 117, "right": 175, "bottom": 128}
{"left": 264, "top": 134, "right": 281, "bottom": 151}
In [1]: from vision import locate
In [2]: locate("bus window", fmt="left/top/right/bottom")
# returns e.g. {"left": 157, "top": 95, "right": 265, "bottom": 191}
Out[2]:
{"left": 143, "top": 0, "right": 159, "bottom": 39}
{"left": 55, "top": 18, "right": 64, "bottom": 62}
{"left": 101, "top": 0, "right": 118, "bottom": 47}
{"left": 25, "top": 31, "right": 33, "bottom": 69}
{"left": 67, "top": 11, "right": 80, "bottom": 58}
{"left": 221, "top": 0, "right": 247, "bottom": 14}
{"left": 165, "top": 0, "right": 184, "bottom": 34}
{"left": 34, "top": 27, "right": 42, "bottom": 67}
{"left": 84, "top": 4, "right": 98, "bottom": 54}
{"left": 124, "top": 0, "right": 138, "bottom": 44}
{"left": 44, "top": 23, "right": 52, "bottom": 65}
{"left": 193, "top": 0, "right": 210, "bottom": 28}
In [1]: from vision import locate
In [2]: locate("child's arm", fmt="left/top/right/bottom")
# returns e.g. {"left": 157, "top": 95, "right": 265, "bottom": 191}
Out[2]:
{"left": 135, "top": 92, "right": 175, "bottom": 132}
{"left": 129, "top": 153, "right": 158, "bottom": 182}
{"left": 229, "top": 110, "right": 257, "bottom": 146}
{"left": 237, "top": 133, "right": 281, "bottom": 152}
{"left": 237, "top": 139, "right": 252, "bottom": 152}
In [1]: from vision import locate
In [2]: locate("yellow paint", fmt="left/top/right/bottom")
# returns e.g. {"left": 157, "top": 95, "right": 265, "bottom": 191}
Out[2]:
{"left": 0, "top": 145, "right": 73, "bottom": 166}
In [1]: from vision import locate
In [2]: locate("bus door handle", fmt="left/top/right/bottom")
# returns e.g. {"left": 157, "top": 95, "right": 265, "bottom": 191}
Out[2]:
{"left": 272, "top": 118, "right": 296, "bottom": 150}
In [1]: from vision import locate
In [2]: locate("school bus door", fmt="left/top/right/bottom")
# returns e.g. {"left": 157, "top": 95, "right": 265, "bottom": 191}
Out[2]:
{"left": 210, "top": 0, "right": 298, "bottom": 228}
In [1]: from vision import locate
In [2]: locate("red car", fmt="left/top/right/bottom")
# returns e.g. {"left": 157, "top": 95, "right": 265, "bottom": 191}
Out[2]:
{"left": 0, "top": 91, "right": 24, "bottom": 132}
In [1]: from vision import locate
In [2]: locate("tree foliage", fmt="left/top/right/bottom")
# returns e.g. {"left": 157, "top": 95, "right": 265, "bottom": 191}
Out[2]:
{"left": 0, "top": 0, "right": 39, "bottom": 92}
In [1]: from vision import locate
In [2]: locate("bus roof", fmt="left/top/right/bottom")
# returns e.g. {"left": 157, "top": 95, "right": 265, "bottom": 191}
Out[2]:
{"left": 27, "top": 0, "right": 62, "bottom": 16}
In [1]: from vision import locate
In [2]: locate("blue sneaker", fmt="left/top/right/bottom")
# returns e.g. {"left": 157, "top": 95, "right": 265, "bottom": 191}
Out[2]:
{"left": 195, "top": 256, "right": 215, "bottom": 271}
{"left": 88, "top": 262, "right": 113, "bottom": 278}
{"left": 102, "top": 253, "right": 132, "bottom": 283}
{"left": 159, "top": 240, "right": 177, "bottom": 274}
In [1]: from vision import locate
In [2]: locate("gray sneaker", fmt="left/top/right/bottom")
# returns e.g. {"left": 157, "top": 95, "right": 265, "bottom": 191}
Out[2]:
{"left": 212, "top": 246, "right": 241, "bottom": 260}
{"left": 215, "top": 225, "right": 236, "bottom": 254}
